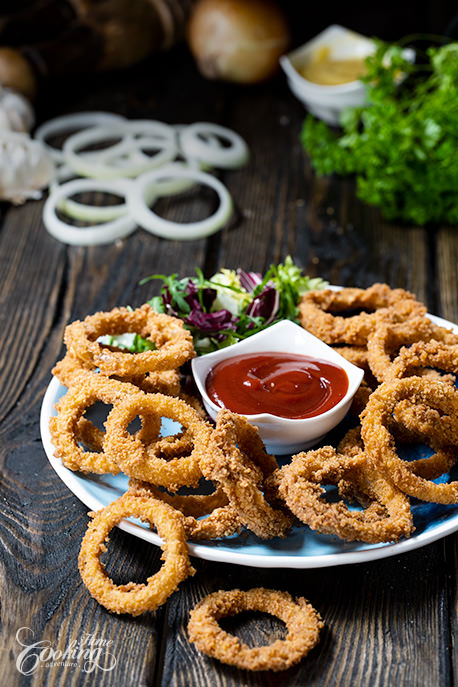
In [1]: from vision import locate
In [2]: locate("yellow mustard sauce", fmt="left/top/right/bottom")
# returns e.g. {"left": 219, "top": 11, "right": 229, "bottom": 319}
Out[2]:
{"left": 299, "top": 46, "right": 367, "bottom": 85}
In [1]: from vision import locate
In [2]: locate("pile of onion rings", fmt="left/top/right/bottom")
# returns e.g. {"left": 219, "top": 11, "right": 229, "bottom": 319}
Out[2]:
{"left": 48, "top": 281, "right": 458, "bottom": 671}
{"left": 38, "top": 113, "right": 249, "bottom": 245}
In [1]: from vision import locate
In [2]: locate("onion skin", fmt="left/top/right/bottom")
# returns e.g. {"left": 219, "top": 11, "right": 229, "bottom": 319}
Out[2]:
{"left": 187, "top": 0, "right": 290, "bottom": 84}
{"left": 0, "top": 48, "right": 37, "bottom": 100}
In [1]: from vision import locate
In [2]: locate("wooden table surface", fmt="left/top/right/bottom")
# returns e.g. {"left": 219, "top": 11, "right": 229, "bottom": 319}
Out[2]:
{"left": 1, "top": 45, "right": 458, "bottom": 687}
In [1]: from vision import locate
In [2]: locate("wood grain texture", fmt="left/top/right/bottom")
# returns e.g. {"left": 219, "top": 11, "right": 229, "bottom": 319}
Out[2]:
{"left": 0, "top": 40, "right": 456, "bottom": 687}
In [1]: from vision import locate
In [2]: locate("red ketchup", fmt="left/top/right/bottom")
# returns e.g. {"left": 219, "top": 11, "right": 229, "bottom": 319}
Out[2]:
{"left": 205, "top": 352, "right": 349, "bottom": 419}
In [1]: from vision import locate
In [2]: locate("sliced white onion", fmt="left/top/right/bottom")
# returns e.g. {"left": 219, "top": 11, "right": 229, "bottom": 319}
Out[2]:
{"left": 63, "top": 121, "right": 176, "bottom": 179}
{"left": 34, "top": 111, "right": 126, "bottom": 162}
{"left": 44, "top": 178, "right": 135, "bottom": 245}
{"left": 179, "top": 122, "right": 249, "bottom": 169}
{"left": 128, "top": 165, "right": 233, "bottom": 241}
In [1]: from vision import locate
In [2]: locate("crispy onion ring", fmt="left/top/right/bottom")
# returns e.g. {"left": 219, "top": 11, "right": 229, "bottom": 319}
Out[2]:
{"left": 64, "top": 304, "right": 194, "bottom": 376}
{"left": 361, "top": 377, "right": 458, "bottom": 503}
{"left": 272, "top": 446, "right": 413, "bottom": 543}
{"left": 367, "top": 311, "right": 458, "bottom": 383}
{"left": 78, "top": 492, "right": 195, "bottom": 615}
{"left": 386, "top": 340, "right": 458, "bottom": 384}
{"left": 201, "top": 410, "right": 291, "bottom": 539}
{"left": 188, "top": 588, "right": 323, "bottom": 672}
{"left": 338, "top": 424, "right": 455, "bottom": 482}
{"left": 299, "top": 284, "right": 424, "bottom": 346}
{"left": 104, "top": 393, "right": 211, "bottom": 490}
{"left": 129, "top": 478, "right": 241, "bottom": 540}
{"left": 49, "top": 373, "right": 153, "bottom": 474}
{"left": 392, "top": 399, "right": 458, "bottom": 456}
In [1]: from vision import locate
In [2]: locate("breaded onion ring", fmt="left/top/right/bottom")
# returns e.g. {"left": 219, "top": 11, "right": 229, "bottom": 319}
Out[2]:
{"left": 392, "top": 398, "right": 458, "bottom": 451}
{"left": 64, "top": 304, "right": 194, "bottom": 376}
{"left": 201, "top": 410, "right": 292, "bottom": 539}
{"left": 78, "top": 492, "right": 195, "bottom": 615}
{"left": 129, "top": 478, "right": 241, "bottom": 540}
{"left": 386, "top": 340, "right": 458, "bottom": 384}
{"left": 361, "top": 377, "right": 458, "bottom": 503}
{"left": 188, "top": 588, "right": 323, "bottom": 672}
{"left": 104, "top": 393, "right": 211, "bottom": 490}
{"left": 49, "top": 373, "right": 154, "bottom": 474}
{"left": 272, "top": 446, "right": 413, "bottom": 543}
{"left": 338, "top": 424, "right": 455, "bottom": 483}
{"left": 299, "top": 284, "right": 424, "bottom": 346}
{"left": 367, "top": 312, "right": 457, "bottom": 383}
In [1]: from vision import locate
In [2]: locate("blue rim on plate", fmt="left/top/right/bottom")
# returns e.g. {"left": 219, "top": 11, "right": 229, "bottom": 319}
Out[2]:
{"left": 40, "top": 313, "right": 458, "bottom": 569}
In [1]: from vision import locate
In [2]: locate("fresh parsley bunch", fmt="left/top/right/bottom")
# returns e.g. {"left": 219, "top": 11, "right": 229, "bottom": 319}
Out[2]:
{"left": 301, "top": 41, "right": 458, "bottom": 225}
{"left": 142, "top": 257, "right": 327, "bottom": 354}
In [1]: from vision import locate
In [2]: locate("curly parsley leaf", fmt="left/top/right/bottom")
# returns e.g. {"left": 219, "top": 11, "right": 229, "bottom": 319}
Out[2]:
{"left": 301, "top": 40, "right": 458, "bottom": 225}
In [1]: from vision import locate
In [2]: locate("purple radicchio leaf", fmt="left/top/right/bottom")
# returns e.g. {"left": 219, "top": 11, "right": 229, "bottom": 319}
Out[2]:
{"left": 161, "top": 286, "right": 180, "bottom": 317}
{"left": 184, "top": 279, "right": 217, "bottom": 312}
{"left": 184, "top": 308, "right": 238, "bottom": 333}
{"left": 237, "top": 268, "right": 262, "bottom": 293}
{"left": 245, "top": 285, "right": 280, "bottom": 325}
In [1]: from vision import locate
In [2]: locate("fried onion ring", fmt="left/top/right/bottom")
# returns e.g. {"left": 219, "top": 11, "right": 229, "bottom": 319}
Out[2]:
{"left": 103, "top": 393, "right": 211, "bottom": 490}
{"left": 367, "top": 312, "right": 457, "bottom": 383}
{"left": 201, "top": 410, "right": 292, "bottom": 539}
{"left": 78, "top": 492, "right": 195, "bottom": 615}
{"left": 49, "top": 373, "right": 154, "bottom": 474}
{"left": 361, "top": 377, "right": 458, "bottom": 503}
{"left": 188, "top": 588, "right": 323, "bottom": 671}
{"left": 299, "top": 284, "right": 424, "bottom": 346}
{"left": 64, "top": 304, "right": 194, "bottom": 376}
{"left": 128, "top": 478, "right": 241, "bottom": 540}
{"left": 272, "top": 446, "right": 413, "bottom": 543}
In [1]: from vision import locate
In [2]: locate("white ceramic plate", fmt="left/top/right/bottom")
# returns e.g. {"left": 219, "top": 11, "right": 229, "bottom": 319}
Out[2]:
{"left": 40, "top": 313, "right": 458, "bottom": 568}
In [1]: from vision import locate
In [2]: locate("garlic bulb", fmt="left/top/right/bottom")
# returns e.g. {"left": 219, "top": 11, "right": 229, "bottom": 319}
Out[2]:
{"left": 0, "top": 132, "right": 54, "bottom": 204}
{"left": 0, "top": 87, "right": 34, "bottom": 132}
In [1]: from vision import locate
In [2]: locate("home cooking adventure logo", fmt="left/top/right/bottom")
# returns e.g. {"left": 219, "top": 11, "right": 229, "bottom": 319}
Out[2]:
{"left": 15, "top": 627, "right": 117, "bottom": 675}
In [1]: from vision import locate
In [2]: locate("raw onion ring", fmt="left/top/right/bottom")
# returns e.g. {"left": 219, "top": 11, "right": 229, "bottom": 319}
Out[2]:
{"left": 188, "top": 588, "right": 323, "bottom": 672}
{"left": 34, "top": 111, "right": 126, "bottom": 162}
{"left": 128, "top": 164, "right": 233, "bottom": 240}
{"left": 63, "top": 121, "right": 176, "bottom": 179}
{"left": 78, "top": 492, "right": 195, "bottom": 615}
{"left": 43, "top": 178, "right": 135, "bottom": 246}
{"left": 179, "top": 122, "right": 249, "bottom": 169}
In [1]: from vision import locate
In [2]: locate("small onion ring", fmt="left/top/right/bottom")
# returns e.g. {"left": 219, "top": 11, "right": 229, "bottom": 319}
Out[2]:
{"left": 129, "top": 478, "right": 241, "bottom": 540}
{"left": 34, "top": 111, "right": 126, "bottom": 162}
{"left": 49, "top": 374, "right": 154, "bottom": 474}
{"left": 78, "top": 492, "right": 195, "bottom": 615}
{"left": 63, "top": 121, "right": 176, "bottom": 179}
{"left": 299, "top": 284, "right": 425, "bottom": 346}
{"left": 188, "top": 588, "right": 323, "bottom": 672}
{"left": 179, "top": 122, "right": 249, "bottom": 169}
{"left": 43, "top": 178, "right": 135, "bottom": 246}
{"left": 272, "top": 446, "right": 414, "bottom": 543}
{"left": 64, "top": 305, "right": 195, "bottom": 376}
{"left": 103, "top": 393, "right": 211, "bottom": 490}
{"left": 128, "top": 165, "right": 233, "bottom": 240}
{"left": 361, "top": 377, "right": 458, "bottom": 503}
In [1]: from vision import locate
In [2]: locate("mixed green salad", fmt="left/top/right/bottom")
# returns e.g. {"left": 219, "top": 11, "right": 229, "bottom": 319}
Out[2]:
{"left": 137, "top": 257, "right": 327, "bottom": 354}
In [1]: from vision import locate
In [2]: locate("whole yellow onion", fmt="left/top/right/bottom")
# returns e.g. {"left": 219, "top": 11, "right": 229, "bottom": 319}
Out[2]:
{"left": 187, "top": 0, "right": 290, "bottom": 84}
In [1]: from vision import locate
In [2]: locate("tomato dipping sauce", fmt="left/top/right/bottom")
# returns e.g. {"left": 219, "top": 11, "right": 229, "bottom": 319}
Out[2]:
{"left": 205, "top": 352, "right": 349, "bottom": 419}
